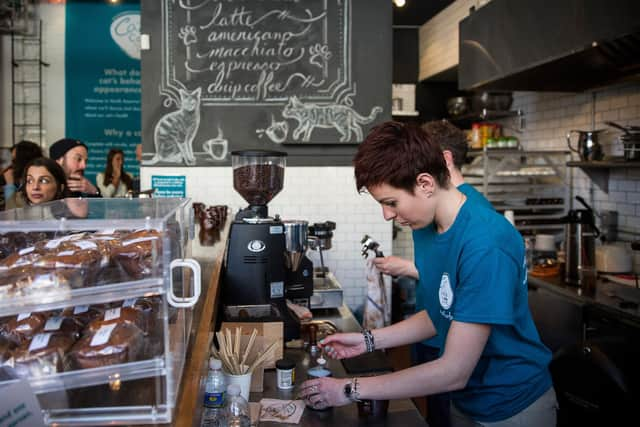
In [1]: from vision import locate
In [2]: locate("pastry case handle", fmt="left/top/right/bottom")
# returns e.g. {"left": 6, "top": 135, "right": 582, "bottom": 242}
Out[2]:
{"left": 168, "top": 258, "right": 201, "bottom": 308}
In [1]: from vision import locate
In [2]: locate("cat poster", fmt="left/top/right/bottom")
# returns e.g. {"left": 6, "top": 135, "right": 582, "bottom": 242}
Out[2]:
{"left": 141, "top": 0, "right": 391, "bottom": 166}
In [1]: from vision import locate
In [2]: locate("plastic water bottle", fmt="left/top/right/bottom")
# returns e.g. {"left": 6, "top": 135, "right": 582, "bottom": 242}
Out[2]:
{"left": 225, "top": 384, "right": 251, "bottom": 427}
{"left": 201, "top": 358, "right": 226, "bottom": 427}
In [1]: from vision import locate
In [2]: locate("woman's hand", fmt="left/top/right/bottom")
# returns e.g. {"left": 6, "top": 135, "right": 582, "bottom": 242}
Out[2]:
{"left": 299, "top": 377, "right": 351, "bottom": 410}
{"left": 319, "top": 332, "right": 366, "bottom": 359}
{"left": 373, "top": 256, "right": 418, "bottom": 278}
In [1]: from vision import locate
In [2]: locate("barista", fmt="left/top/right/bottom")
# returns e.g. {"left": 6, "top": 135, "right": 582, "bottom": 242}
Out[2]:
{"left": 372, "top": 120, "right": 493, "bottom": 427}
{"left": 299, "top": 122, "right": 556, "bottom": 427}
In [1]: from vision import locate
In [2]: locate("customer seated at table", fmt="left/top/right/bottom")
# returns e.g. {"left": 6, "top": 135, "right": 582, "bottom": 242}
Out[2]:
{"left": 5, "top": 157, "right": 68, "bottom": 208}
{"left": 49, "top": 138, "right": 101, "bottom": 197}
{"left": 96, "top": 148, "right": 133, "bottom": 197}
{"left": 2, "top": 140, "right": 43, "bottom": 203}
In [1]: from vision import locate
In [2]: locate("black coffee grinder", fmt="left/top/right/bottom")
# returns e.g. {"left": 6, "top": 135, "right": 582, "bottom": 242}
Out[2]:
{"left": 222, "top": 150, "right": 311, "bottom": 340}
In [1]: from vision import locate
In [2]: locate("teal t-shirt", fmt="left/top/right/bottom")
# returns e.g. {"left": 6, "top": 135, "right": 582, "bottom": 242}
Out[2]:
{"left": 457, "top": 183, "right": 492, "bottom": 210}
{"left": 413, "top": 201, "right": 552, "bottom": 422}
{"left": 413, "top": 183, "right": 492, "bottom": 344}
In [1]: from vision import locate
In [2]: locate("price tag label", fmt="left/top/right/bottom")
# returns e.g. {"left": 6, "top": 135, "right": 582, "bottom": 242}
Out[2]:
{"left": 44, "top": 317, "right": 63, "bottom": 332}
{"left": 90, "top": 324, "right": 117, "bottom": 347}
{"left": 28, "top": 333, "right": 52, "bottom": 353}
{"left": 18, "top": 247, "right": 35, "bottom": 256}
{"left": 123, "top": 298, "right": 137, "bottom": 307}
{"left": 73, "top": 240, "right": 97, "bottom": 250}
{"left": 104, "top": 308, "right": 121, "bottom": 321}
{"left": 73, "top": 305, "right": 89, "bottom": 314}
{"left": 16, "top": 313, "right": 31, "bottom": 322}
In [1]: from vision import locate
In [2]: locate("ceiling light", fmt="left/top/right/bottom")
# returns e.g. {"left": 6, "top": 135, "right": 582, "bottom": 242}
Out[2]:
{"left": 393, "top": 0, "right": 406, "bottom": 7}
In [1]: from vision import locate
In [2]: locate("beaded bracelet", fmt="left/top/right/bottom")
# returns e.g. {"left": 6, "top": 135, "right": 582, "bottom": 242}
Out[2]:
{"left": 362, "top": 329, "right": 375, "bottom": 353}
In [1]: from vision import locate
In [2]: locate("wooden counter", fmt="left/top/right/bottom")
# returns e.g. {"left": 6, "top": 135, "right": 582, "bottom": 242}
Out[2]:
{"left": 167, "top": 220, "right": 426, "bottom": 426}
{"left": 171, "top": 221, "right": 230, "bottom": 427}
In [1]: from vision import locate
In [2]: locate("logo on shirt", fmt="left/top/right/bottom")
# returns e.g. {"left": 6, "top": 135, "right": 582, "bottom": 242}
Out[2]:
{"left": 439, "top": 273, "right": 454, "bottom": 310}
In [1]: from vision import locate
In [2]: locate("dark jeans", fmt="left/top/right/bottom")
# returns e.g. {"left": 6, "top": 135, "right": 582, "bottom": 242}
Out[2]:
{"left": 413, "top": 343, "right": 451, "bottom": 427}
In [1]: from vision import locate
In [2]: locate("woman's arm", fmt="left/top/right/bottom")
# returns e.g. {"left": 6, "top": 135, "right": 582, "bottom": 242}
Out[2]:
{"left": 372, "top": 310, "right": 436, "bottom": 350}
{"left": 320, "top": 310, "right": 436, "bottom": 360}
{"left": 360, "top": 321, "right": 490, "bottom": 400}
{"left": 302, "top": 320, "right": 490, "bottom": 407}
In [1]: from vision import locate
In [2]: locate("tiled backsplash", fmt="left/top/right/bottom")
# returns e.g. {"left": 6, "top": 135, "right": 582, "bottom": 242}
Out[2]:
{"left": 142, "top": 167, "right": 392, "bottom": 311}
{"left": 393, "top": 82, "right": 640, "bottom": 272}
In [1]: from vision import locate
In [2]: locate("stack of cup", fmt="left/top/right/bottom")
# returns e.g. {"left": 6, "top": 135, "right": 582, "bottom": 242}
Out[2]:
{"left": 224, "top": 365, "right": 252, "bottom": 402}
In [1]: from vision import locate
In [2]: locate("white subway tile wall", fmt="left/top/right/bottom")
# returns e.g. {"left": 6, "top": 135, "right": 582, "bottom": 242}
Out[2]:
{"left": 418, "top": 0, "right": 478, "bottom": 81}
{"left": 393, "top": 82, "right": 640, "bottom": 271}
{"left": 141, "top": 166, "right": 392, "bottom": 310}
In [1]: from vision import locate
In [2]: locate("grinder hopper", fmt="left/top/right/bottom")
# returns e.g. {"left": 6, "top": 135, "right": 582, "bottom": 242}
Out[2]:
{"left": 231, "top": 150, "right": 286, "bottom": 218}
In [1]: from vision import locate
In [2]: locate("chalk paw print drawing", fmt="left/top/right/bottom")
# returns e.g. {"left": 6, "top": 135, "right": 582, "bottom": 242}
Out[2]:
{"left": 178, "top": 25, "right": 197, "bottom": 46}
{"left": 309, "top": 44, "right": 332, "bottom": 68}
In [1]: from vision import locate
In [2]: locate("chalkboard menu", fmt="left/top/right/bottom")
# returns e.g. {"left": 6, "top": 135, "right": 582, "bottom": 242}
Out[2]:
{"left": 140, "top": 0, "right": 391, "bottom": 166}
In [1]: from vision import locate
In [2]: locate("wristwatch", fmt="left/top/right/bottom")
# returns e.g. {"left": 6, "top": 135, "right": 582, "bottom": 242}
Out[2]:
{"left": 343, "top": 378, "right": 362, "bottom": 402}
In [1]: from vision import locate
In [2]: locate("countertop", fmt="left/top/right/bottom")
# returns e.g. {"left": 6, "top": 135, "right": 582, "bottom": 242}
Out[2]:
{"left": 246, "top": 305, "right": 428, "bottom": 427}
{"left": 176, "top": 220, "right": 426, "bottom": 427}
{"left": 170, "top": 221, "right": 230, "bottom": 427}
{"left": 528, "top": 274, "right": 640, "bottom": 326}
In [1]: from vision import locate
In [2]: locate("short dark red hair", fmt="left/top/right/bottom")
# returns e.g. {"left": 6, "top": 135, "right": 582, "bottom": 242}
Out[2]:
{"left": 353, "top": 121, "right": 450, "bottom": 193}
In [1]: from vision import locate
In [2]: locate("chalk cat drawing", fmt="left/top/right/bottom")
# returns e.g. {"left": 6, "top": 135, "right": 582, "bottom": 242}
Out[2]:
{"left": 146, "top": 87, "right": 201, "bottom": 165}
{"left": 282, "top": 96, "right": 382, "bottom": 142}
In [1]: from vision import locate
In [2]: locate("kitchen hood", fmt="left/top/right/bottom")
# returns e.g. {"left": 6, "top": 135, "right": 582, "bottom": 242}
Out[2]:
{"left": 458, "top": 0, "right": 640, "bottom": 92}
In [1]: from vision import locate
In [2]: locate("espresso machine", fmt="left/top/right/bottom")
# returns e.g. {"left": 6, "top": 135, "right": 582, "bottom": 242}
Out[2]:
{"left": 222, "top": 150, "right": 312, "bottom": 340}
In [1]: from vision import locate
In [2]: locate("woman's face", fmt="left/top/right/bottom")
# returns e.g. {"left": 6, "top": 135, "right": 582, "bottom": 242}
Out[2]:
{"left": 25, "top": 166, "right": 59, "bottom": 204}
{"left": 112, "top": 153, "right": 123, "bottom": 171}
{"left": 368, "top": 181, "right": 435, "bottom": 230}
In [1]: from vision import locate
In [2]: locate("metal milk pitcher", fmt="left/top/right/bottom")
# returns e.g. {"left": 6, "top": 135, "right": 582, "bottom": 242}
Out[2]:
{"left": 567, "top": 129, "right": 605, "bottom": 161}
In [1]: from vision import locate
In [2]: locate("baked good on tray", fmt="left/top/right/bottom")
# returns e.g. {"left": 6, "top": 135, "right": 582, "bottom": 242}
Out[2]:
{"left": 11, "top": 332, "right": 76, "bottom": 378}
{"left": 112, "top": 229, "right": 162, "bottom": 280}
{"left": 86, "top": 306, "right": 150, "bottom": 335}
{"left": 67, "top": 322, "right": 144, "bottom": 370}
{"left": 0, "top": 312, "right": 48, "bottom": 346}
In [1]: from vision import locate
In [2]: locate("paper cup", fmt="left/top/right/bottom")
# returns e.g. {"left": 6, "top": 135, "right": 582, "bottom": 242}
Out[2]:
{"left": 225, "top": 370, "right": 252, "bottom": 402}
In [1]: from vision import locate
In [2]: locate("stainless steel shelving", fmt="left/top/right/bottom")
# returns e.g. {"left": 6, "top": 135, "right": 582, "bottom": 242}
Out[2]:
{"left": 463, "top": 149, "right": 572, "bottom": 236}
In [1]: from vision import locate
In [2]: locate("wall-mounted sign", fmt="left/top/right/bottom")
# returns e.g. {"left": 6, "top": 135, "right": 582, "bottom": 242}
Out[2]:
{"left": 141, "top": 0, "right": 392, "bottom": 166}
{"left": 151, "top": 175, "right": 186, "bottom": 198}
{"left": 65, "top": 1, "right": 141, "bottom": 184}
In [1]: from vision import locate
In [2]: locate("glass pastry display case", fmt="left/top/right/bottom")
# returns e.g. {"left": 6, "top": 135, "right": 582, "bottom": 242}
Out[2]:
{"left": 0, "top": 198, "right": 201, "bottom": 425}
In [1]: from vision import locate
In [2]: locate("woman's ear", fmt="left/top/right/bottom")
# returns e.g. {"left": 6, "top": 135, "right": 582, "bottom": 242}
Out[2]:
{"left": 442, "top": 150, "right": 454, "bottom": 169}
{"left": 415, "top": 173, "right": 436, "bottom": 196}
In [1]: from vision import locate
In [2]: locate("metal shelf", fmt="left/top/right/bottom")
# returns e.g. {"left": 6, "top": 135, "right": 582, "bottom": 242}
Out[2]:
{"left": 567, "top": 159, "right": 640, "bottom": 168}
{"left": 450, "top": 109, "right": 524, "bottom": 129}
{"left": 463, "top": 150, "right": 571, "bottom": 236}
{"left": 566, "top": 158, "right": 640, "bottom": 192}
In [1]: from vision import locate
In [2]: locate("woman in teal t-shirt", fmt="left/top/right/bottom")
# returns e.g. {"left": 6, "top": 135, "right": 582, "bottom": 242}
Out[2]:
{"left": 298, "top": 122, "right": 556, "bottom": 427}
